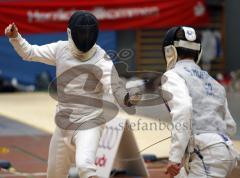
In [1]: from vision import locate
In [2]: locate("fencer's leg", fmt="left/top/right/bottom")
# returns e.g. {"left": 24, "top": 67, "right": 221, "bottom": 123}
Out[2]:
{"left": 47, "top": 127, "right": 75, "bottom": 178}
{"left": 187, "top": 144, "right": 237, "bottom": 178}
{"left": 174, "top": 167, "right": 188, "bottom": 178}
{"left": 73, "top": 126, "right": 103, "bottom": 178}
{"left": 186, "top": 157, "right": 208, "bottom": 178}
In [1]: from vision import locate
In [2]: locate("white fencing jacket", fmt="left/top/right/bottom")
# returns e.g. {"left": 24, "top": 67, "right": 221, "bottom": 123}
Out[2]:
{"left": 161, "top": 59, "right": 237, "bottom": 163}
{"left": 9, "top": 34, "right": 128, "bottom": 125}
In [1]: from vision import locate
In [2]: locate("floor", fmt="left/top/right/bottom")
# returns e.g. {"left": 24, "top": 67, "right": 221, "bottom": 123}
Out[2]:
{"left": 0, "top": 114, "right": 170, "bottom": 178}
{"left": 0, "top": 115, "right": 49, "bottom": 178}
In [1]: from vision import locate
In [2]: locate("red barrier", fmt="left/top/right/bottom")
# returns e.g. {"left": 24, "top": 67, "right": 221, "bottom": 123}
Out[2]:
{"left": 0, "top": 0, "right": 208, "bottom": 35}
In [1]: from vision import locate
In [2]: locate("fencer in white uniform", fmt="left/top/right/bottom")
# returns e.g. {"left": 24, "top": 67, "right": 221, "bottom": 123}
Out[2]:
{"left": 161, "top": 26, "right": 238, "bottom": 178}
{"left": 5, "top": 11, "right": 140, "bottom": 178}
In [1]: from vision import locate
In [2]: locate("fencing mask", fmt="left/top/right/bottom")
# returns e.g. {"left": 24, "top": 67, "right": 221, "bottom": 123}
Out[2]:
{"left": 68, "top": 11, "right": 99, "bottom": 53}
{"left": 162, "top": 26, "right": 202, "bottom": 70}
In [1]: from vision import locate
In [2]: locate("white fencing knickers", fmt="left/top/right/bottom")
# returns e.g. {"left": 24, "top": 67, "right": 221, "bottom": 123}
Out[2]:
{"left": 176, "top": 142, "right": 238, "bottom": 178}
{"left": 47, "top": 126, "right": 103, "bottom": 178}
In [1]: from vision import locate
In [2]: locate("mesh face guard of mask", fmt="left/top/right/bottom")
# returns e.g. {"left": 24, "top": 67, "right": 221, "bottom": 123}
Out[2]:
{"left": 68, "top": 11, "right": 99, "bottom": 53}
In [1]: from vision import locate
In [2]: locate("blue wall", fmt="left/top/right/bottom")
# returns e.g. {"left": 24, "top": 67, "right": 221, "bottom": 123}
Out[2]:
{"left": 0, "top": 31, "right": 116, "bottom": 84}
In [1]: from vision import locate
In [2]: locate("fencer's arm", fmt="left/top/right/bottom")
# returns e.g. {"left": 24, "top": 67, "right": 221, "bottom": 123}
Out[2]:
{"left": 224, "top": 99, "right": 237, "bottom": 137}
{"left": 161, "top": 71, "right": 192, "bottom": 164}
{"left": 97, "top": 57, "right": 129, "bottom": 106}
{"left": 9, "top": 33, "right": 58, "bottom": 65}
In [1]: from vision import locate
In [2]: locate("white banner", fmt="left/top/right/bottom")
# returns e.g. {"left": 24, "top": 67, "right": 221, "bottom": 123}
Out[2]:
{"left": 96, "top": 117, "right": 148, "bottom": 178}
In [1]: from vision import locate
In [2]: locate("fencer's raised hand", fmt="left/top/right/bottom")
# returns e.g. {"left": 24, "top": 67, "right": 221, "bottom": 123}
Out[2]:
{"left": 5, "top": 23, "right": 18, "bottom": 38}
{"left": 165, "top": 162, "right": 181, "bottom": 177}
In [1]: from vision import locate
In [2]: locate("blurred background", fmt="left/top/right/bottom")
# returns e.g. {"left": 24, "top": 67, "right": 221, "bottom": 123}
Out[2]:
{"left": 0, "top": 0, "right": 240, "bottom": 177}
